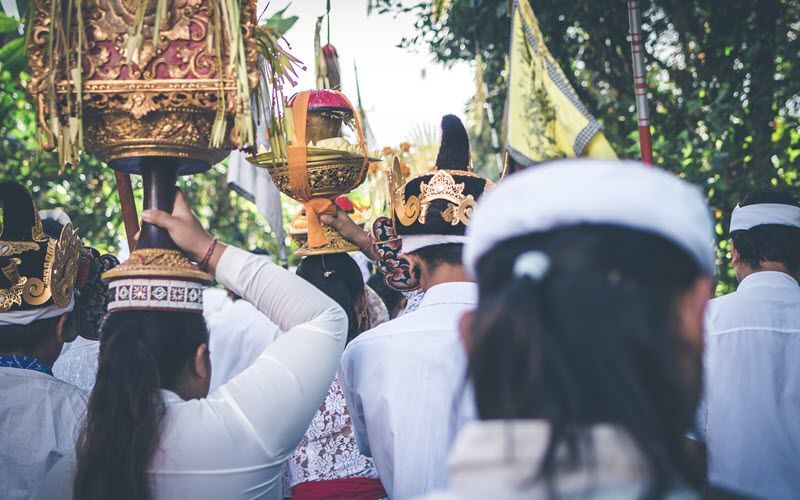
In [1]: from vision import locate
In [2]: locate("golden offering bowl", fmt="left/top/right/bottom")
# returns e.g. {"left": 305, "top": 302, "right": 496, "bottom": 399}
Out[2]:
{"left": 289, "top": 219, "right": 366, "bottom": 256}
{"left": 250, "top": 154, "right": 371, "bottom": 256}
{"left": 265, "top": 157, "right": 370, "bottom": 198}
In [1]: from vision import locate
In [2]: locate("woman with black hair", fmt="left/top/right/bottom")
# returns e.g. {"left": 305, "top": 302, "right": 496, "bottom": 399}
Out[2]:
{"left": 35, "top": 192, "right": 348, "bottom": 500}
{"left": 422, "top": 160, "right": 717, "bottom": 499}
{"left": 283, "top": 253, "right": 387, "bottom": 499}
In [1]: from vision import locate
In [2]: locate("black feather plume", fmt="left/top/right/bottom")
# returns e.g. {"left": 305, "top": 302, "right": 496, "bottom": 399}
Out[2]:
{"left": 0, "top": 181, "right": 39, "bottom": 241}
{"left": 434, "top": 114, "right": 470, "bottom": 170}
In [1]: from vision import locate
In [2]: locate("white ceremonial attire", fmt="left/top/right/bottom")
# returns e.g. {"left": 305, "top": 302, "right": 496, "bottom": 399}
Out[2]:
{"left": 0, "top": 367, "right": 87, "bottom": 500}
{"left": 35, "top": 246, "right": 347, "bottom": 500}
{"left": 418, "top": 421, "right": 696, "bottom": 500}
{"left": 206, "top": 298, "right": 282, "bottom": 391}
{"left": 52, "top": 336, "right": 100, "bottom": 391}
{"left": 340, "top": 282, "right": 477, "bottom": 499}
{"left": 699, "top": 271, "right": 800, "bottom": 499}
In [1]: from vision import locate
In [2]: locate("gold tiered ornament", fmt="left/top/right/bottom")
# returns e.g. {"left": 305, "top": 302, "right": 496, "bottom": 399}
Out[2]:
{"left": 248, "top": 89, "right": 379, "bottom": 256}
{"left": 25, "top": 0, "right": 264, "bottom": 311}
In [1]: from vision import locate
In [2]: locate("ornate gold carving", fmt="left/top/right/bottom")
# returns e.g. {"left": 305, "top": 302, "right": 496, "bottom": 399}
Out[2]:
{"left": 294, "top": 225, "right": 360, "bottom": 257}
{"left": 23, "top": 238, "right": 55, "bottom": 306}
{"left": 0, "top": 237, "right": 63, "bottom": 311}
{"left": 103, "top": 248, "right": 212, "bottom": 283}
{"left": 396, "top": 194, "right": 421, "bottom": 227}
{"left": 22, "top": 278, "right": 49, "bottom": 306}
{"left": 84, "top": 108, "right": 232, "bottom": 165}
{"left": 26, "top": 0, "right": 258, "bottom": 164}
{"left": 457, "top": 195, "right": 477, "bottom": 226}
{"left": 0, "top": 277, "right": 25, "bottom": 312}
{"left": 31, "top": 210, "right": 47, "bottom": 241}
{"left": 0, "top": 242, "right": 39, "bottom": 256}
{"left": 263, "top": 158, "right": 370, "bottom": 199}
{"left": 419, "top": 170, "right": 467, "bottom": 206}
{"left": 51, "top": 224, "right": 81, "bottom": 308}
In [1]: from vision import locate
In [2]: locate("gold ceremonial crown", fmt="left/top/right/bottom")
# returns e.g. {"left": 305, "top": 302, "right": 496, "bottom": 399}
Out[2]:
{"left": 0, "top": 183, "right": 81, "bottom": 312}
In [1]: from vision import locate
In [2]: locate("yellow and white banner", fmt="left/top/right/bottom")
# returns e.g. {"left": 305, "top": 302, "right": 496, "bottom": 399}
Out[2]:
{"left": 506, "top": 0, "right": 617, "bottom": 166}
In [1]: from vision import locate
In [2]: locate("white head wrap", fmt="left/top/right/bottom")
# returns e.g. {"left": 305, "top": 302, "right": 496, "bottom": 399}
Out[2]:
{"left": 464, "top": 160, "right": 715, "bottom": 277}
{"left": 0, "top": 295, "right": 75, "bottom": 326}
{"left": 729, "top": 203, "right": 800, "bottom": 232}
{"left": 401, "top": 234, "right": 468, "bottom": 254}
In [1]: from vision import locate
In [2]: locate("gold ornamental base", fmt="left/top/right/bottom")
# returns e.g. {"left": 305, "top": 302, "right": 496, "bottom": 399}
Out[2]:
{"left": 293, "top": 224, "right": 360, "bottom": 257}
{"left": 102, "top": 248, "right": 212, "bottom": 283}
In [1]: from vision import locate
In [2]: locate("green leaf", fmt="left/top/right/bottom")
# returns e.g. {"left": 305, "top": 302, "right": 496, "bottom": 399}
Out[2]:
{"left": 0, "top": 12, "right": 20, "bottom": 32}
{"left": 0, "top": 36, "right": 24, "bottom": 61}
{"left": 264, "top": 4, "right": 299, "bottom": 37}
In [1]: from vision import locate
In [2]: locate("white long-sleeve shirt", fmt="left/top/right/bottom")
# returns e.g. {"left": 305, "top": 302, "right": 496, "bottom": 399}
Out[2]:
{"left": 340, "top": 281, "right": 477, "bottom": 499}
{"left": 205, "top": 298, "right": 282, "bottom": 392}
{"left": 699, "top": 271, "right": 800, "bottom": 499}
{"left": 35, "top": 246, "right": 348, "bottom": 500}
{"left": 0, "top": 367, "right": 87, "bottom": 500}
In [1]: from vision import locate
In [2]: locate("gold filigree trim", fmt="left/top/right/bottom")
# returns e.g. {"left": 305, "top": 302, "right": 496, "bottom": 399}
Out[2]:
{"left": 0, "top": 241, "right": 39, "bottom": 256}
{"left": 103, "top": 248, "right": 212, "bottom": 283}
{"left": 51, "top": 224, "right": 81, "bottom": 308}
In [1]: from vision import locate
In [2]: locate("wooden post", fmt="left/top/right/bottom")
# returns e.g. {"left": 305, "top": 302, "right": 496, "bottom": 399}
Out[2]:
{"left": 627, "top": 0, "right": 653, "bottom": 165}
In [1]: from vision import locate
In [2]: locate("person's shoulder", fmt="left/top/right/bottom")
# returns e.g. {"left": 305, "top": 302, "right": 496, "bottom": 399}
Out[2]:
{"left": 47, "top": 376, "right": 89, "bottom": 405}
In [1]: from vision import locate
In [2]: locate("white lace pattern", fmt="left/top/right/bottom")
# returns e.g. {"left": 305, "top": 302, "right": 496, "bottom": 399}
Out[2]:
{"left": 284, "top": 376, "right": 378, "bottom": 488}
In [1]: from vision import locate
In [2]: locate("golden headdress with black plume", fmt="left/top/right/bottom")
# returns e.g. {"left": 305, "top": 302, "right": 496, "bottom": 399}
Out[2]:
{"left": 392, "top": 115, "right": 493, "bottom": 253}
{"left": 0, "top": 181, "right": 81, "bottom": 323}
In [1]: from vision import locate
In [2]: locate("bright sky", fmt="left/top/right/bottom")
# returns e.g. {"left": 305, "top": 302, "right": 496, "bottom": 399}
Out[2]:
{"left": 270, "top": 0, "right": 475, "bottom": 147}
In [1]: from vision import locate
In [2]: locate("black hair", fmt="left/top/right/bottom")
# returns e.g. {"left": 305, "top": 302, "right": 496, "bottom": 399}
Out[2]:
{"left": 410, "top": 242, "right": 463, "bottom": 270}
{"left": 296, "top": 253, "right": 365, "bottom": 342}
{"left": 74, "top": 311, "right": 209, "bottom": 500}
{"left": 0, "top": 317, "right": 60, "bottom": 353}
{"left": 468, "top": 225, "right": 705, "bottom": 498}
{"left": 367, "top": 273, "right": 404, "bottom": 316}
{"left": 731, "top": 189, "right": 800, "bottom": 274}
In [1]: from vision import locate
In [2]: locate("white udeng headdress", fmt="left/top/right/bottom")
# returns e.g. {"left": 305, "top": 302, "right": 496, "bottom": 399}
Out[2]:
{"left": 463, "top": 160, "right": 715, "bottom": 277}
{"left": 729, "top": 203, "right": 800, "bottom": 232}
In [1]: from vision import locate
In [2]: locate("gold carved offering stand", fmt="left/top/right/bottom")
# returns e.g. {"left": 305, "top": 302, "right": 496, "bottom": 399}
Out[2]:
{"left": 249, "top": 89, "right": 377, "bottom": 256}
{"left": 27, "top": 0, "right": 258, "bottom": 311}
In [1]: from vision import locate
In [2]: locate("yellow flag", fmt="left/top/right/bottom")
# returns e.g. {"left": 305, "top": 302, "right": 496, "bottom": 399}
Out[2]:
{"left": 506, "top": 0, "right": 616, "bottom": 166}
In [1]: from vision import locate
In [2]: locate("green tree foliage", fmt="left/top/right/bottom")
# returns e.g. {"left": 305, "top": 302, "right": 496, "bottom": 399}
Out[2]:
{"left": 371, "top": 0, "right": 800, "bottom": 292}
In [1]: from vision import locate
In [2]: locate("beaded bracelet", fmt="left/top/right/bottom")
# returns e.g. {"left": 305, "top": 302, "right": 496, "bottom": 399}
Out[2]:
{"left": 359, "top": 232, "right": 376, "bottom": 253}
{"left": 198, "top": 238, "right": 218, "bottom": 270}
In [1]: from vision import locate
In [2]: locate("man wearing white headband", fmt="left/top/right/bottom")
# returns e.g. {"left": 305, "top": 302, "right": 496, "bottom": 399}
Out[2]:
{"left": 323, "top": 115, "right": 491, "bottom": 498}
{"left": 0, "top": 181, "right": 87, "bottom": 499}
{"left": 697, "top": 189, "right": 800, "bottom": 499}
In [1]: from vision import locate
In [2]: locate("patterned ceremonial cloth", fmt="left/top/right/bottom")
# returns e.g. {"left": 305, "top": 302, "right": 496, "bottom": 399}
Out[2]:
{"left": 0, "top": 355, "right": 53, "bottom": 376}
{"left": 284, "top": 376, "right": 379, "bottom": 488}
{"left": 52, "top": 337, "right": 100, "bottom": 391}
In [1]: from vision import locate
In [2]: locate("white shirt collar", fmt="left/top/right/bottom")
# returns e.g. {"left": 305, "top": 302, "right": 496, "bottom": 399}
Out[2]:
{"left": 419, "top": 282, "right": 478, "bottom": 309}
{"left": 160, "top": 388, "right": 185, "bottom": 404}
{"left": 737, "top": 271, "right": 799, "bottom": 291}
